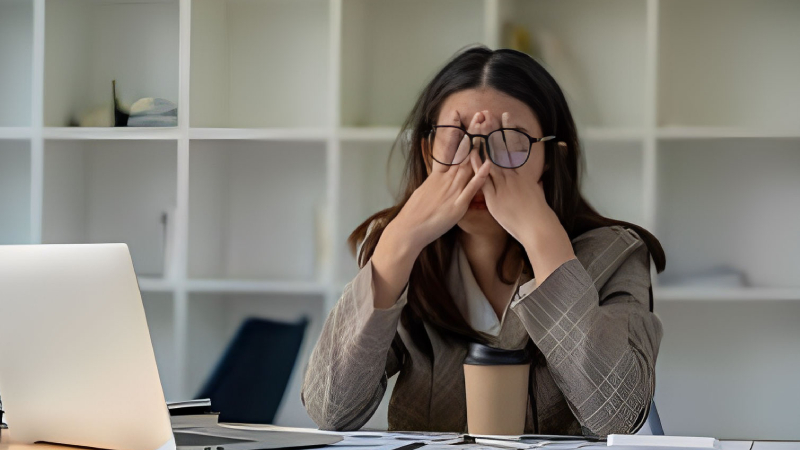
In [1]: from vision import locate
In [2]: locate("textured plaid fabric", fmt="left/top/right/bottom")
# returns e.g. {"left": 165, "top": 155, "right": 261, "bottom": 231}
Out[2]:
{"left": 300, "top": 225, "right": 663, "bottom": 436}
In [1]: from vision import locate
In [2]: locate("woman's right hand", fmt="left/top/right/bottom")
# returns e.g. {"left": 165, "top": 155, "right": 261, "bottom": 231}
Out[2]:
{"left": 369, "top": 110, "right": 490, "bottom": 309}
{"left": 391, "top": 110, "right": 492, "bottom": 252}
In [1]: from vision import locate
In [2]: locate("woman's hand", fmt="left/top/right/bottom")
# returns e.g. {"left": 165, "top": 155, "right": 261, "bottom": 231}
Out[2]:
{"left": 475, "top": 110, "right": 576, "bottom": 285}
{"left": 370, "top": 111, "right": 490, "bottom": 309}
{"left": 472, "top": 110, "right": 556, "bottom": 244}
{"left": 391, "top": 110, "right": 492, "bottom": 253}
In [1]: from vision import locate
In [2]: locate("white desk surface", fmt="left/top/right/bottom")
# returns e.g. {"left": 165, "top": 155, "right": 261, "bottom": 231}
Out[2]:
{"left": 1, "top": 431, "right": 798, "bottom": 450}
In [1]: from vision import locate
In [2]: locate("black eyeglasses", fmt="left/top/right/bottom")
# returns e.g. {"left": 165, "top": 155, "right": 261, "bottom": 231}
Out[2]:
{"left": 427, "top": 125, "right": 555, "bottom": 169}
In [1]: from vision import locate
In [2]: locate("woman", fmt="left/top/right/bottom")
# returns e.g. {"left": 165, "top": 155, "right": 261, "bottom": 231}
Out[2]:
{"left": 300, "top": 45, "right": 665, "bottom": 437}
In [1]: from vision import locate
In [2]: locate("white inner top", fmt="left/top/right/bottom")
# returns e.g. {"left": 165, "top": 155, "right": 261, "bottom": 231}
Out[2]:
{"left": 447, "top": 239, "right": 538, "bottom": 337}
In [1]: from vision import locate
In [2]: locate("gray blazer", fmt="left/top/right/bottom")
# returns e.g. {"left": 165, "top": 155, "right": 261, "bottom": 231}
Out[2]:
{"left": 300, "top": 224, "right": 663, "bottom": 436}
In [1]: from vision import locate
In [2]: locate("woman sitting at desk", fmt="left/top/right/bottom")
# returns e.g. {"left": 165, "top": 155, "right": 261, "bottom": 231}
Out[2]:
{"left": 300, "top": 45, "right": 665, "bottom": 437}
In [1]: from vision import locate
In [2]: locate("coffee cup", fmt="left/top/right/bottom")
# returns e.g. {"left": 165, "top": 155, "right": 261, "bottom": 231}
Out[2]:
{"left": 463, "top": 342, "right": 531, "bottom": 435}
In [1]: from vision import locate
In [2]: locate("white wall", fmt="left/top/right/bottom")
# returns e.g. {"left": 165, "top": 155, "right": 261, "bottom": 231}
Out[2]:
{"left": 655, "top": 300, "right": 800, "bottom": 440}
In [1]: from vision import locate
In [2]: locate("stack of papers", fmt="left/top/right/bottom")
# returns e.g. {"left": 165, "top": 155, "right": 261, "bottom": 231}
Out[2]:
{"left": 217, "top": 425, "right": 605, "bottom": 450}
{"left": 219, "top": 425, "right": 463, "bottom": 450}
{"left": 211, "top": 424, "right": 734, "bottom": 450}
{"left": 166, "top": 398, "right": 221, "bottom": 429}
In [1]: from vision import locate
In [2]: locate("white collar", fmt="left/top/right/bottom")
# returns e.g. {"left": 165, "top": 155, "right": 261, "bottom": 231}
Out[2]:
{"left": 447, "top": 240, "right": 533, "bottom": 337}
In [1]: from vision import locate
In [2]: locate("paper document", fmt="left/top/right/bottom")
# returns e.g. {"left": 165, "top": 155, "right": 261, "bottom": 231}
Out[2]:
{"left": 607, "top": 434, "right": 721, "bottom": 448}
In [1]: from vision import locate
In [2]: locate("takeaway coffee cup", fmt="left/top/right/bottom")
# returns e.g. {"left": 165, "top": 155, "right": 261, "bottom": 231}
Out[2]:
{"left": 463, "top": 342, "right": 531, "bottom": 435}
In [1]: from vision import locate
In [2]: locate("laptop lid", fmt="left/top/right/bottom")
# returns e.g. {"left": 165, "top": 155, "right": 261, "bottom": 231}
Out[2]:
{"left": 0, "top": 243, "right": 175, "bottom": 450}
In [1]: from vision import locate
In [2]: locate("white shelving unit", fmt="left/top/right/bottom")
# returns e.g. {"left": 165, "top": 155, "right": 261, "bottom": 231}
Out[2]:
{"left": 1, "top": 0, "right": 798, "bottom": 434}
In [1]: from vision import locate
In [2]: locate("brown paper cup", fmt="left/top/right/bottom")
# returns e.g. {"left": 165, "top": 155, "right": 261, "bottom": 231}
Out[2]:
{"left": 463, "top": 343, "right": 531, "bottom": 435}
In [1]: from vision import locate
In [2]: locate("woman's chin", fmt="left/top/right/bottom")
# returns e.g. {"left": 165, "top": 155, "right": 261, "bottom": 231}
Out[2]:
{"left": 458, "top": 207, "right": 498, "bottom": 231}
{"left": 466, "top": 205, "right": 489, "bottom": 214}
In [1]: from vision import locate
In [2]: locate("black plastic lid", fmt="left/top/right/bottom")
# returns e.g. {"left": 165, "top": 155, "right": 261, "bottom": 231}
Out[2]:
{"left": 463, "top": 342, "right": 531, "bottom": 366}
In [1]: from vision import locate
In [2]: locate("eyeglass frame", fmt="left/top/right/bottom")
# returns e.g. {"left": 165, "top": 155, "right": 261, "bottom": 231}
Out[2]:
{"left": 427, "top": 124, "right": 556, "bottom": 169}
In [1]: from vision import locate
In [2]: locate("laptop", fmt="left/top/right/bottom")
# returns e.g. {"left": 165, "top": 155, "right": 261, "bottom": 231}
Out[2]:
{"left": 0, "top": 243, "right": 340, "bottom": 450}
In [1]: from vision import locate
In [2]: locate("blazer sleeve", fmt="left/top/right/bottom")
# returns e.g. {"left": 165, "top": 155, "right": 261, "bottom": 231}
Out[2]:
{"left": 509, "top": 233, "right": 663, "bottom": 437}
{"left": 300, "top": 227, "right": 409, "bottom": 430}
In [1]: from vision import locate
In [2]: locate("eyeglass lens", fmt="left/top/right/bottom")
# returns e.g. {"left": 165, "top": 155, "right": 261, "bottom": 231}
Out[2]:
{"left": 431, "top": 128, "right": 531, "bottom": 168}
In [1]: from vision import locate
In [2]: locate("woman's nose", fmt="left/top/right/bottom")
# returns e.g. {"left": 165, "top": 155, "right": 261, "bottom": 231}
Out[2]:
{"left": 471, "top": 138, "right": 486, "bottom": 162}
{"left": 477, "top": 139, "right": 486, "bottom": 162}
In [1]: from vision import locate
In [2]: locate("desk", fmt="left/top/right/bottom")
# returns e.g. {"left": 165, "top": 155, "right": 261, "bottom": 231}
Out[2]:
{"left": 2, "top": 441, "right": 800, "bottom": 450}
{"left": 1, "top": 429, "right": 799, "bottom": 450}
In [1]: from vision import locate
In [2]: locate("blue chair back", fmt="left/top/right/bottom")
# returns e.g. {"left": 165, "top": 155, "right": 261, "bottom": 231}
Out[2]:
{"left": 197, "top": 316, "right": 309, "bottom": 424}
{"left": 636, "top": 400, "right": 664, "bottom": 435}
{"left": 636, "top": 269, "right": 664, "bottom": 435}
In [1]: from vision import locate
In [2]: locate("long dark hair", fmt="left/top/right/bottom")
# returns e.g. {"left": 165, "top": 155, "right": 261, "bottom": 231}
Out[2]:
{"left": 347, "top": 45, "right": 666, "bottom": 346}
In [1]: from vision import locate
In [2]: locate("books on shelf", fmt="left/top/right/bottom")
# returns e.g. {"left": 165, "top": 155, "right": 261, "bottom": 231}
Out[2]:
{"left": 167, "top": 398, "right": 220, "bottom": 429}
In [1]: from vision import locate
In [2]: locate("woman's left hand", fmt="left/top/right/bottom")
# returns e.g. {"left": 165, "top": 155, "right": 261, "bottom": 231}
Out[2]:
{"left": 473, "top": 110, "right": 577, "bottom": 285}
{"left": 472, "top": 110, "right": 560, "bottom": 248}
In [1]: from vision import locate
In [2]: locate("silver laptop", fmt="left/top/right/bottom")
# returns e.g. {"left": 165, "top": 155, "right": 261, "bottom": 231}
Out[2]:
{"left": 0, "top": 243, "right": 339, "bottom": 450}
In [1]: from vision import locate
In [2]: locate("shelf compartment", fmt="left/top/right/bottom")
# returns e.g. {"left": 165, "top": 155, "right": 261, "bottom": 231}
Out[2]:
{"left": 188, "top": 140, "right": 327, "bottom": 282}
{"left": 190, "top": 0, "right": 330, "bottom": 128}
{"left": 185, "top": 292, "right": 324, "bottom": 426}
{"left": 655, "top": 300, "right": 800, "bottom": 440}
{"left": 42, "top": 140, "right": 178, "bottom": 278}
{"left": 44, "top": 0, "right": 179, "bottom": 127}
{"left": 655, "top": 138, "right": 800, "bottom": 289}
{"left": 141, "top": 292, "right": 178, "bottom": 401}
{"left": 580, "top": 140, "right": 645, "bottom": 227}
{"left": 0, "top": 0, "right": 33, "bottom": 127}
{"left": 658, "top": 0, "right": 800, "bottom": 128}
{"left": 336, "top": 140, "right": 405, "bottom": 285}
{"left": 340, "top": 0, "right": 485, "bottom": 127}
{"left": 0, "top": 140, "right": 32, "bottom": 245}
{"left": 498, "top": 0, "right": 647, "bottom": 129}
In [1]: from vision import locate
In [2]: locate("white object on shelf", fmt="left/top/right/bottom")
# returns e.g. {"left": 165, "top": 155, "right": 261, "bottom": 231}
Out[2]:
{"left": 77, "top": 105, "right": 113, "bottom": 127}
{"left": 128, "top": 98, "right": 178, "bottom": 127}
{"left": 608, "top": 434, "right": 721, "bottom": 448}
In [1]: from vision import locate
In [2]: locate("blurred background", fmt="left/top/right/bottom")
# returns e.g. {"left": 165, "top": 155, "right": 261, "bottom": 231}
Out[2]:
{"left": 0, "top": 0, "right": 798, "bottom": 440}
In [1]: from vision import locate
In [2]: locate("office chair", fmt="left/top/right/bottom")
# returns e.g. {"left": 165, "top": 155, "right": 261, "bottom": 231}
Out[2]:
{"left": 635, "top": 400, "right": 664, "bottom": 435}
{"left": 635, "top": 281, "right": 665, "bottom": 435}
{"left": 197, "top": 316, "right": 309, "bottom": 424}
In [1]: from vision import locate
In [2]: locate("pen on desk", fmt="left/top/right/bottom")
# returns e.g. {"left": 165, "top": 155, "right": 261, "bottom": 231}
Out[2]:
{"left": 522, "top": 435, "right": 605, "bottom": 442}
{"left": 393, "top": 442, "right": 427, "bottom": 450}
{"left": 467, "top": 434, "right": 605, "bottom": 443}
